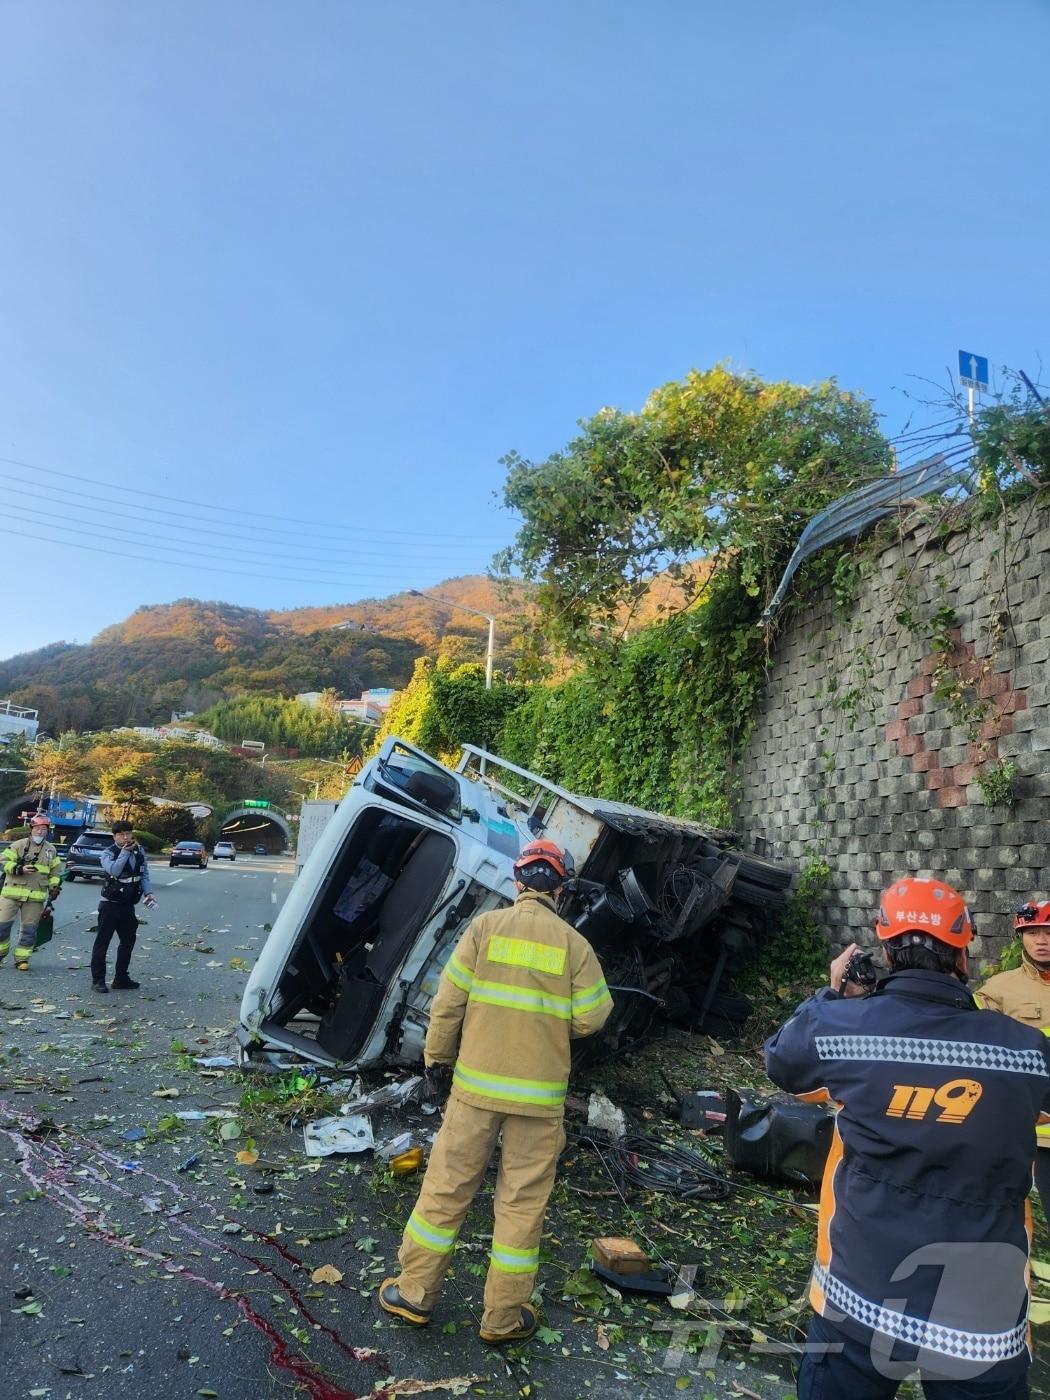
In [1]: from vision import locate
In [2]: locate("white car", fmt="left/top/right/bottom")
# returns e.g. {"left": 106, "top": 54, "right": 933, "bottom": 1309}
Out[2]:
{"left": 237, "top": 737, "right": 788, "bottom": 1070}
{"left": 213, "top": 841, "right": 236, "bottom": 861}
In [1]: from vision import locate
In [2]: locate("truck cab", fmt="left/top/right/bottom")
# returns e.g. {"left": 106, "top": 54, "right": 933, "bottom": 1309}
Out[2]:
{"left": 238, "top": 737, "right": 789, "bottom": 1070}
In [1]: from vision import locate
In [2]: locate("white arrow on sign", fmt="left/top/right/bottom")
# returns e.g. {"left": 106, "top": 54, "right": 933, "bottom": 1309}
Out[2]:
{"left": 969, "top": 355, "right": 979, "bottom": 380}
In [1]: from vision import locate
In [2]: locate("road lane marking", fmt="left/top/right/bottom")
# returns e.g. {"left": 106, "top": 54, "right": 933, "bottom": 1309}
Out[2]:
{"left": 165, "top": 878, "right": 184, "bottom": 886}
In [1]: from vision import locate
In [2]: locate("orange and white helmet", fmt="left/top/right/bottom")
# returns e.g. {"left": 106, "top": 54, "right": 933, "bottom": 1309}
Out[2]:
{"left": 513, "top": 839, "right": 574, "bottom": 890}
{"left": 1015, "top": 901, "right": 1050, "bottom": 932}
{"left": 876, "top": 877, "right": 975, "bottom": 950}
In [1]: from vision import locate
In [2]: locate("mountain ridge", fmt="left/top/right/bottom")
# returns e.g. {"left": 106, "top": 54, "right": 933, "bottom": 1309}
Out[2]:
{"left": 0, "top": 576, "right": 519, "bottom": 734}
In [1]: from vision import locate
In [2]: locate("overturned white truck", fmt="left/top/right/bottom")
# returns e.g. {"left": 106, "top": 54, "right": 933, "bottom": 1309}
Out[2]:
{"left": 238, "top": 737, "right": 791, "bottom": 1069}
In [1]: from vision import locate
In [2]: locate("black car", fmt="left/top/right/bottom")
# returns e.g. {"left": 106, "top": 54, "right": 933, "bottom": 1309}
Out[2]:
{"left": 253, "top": 844, "right": 268, "bottom": 855}
{"left": 170, "top": 841, "right": 209, "bottom": 869}
{"left": 64, "top": 830, "right": 115, "bottom": 881}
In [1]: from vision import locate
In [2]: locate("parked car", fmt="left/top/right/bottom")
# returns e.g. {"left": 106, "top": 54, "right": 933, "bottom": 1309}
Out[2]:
{"left": 64, "top": 829, "right": 116, "bottom": 881}
{"left": 170, "top": 840, "right": 209, "bottom": 869}
{"left": 212, "top": 841, "right": 236, "bottom": 861}
{"left": 254, "top": 844, "right": 268, "bottom": 855}
{"left": 238, "top": 736, "right": 790, "bottom": 1071}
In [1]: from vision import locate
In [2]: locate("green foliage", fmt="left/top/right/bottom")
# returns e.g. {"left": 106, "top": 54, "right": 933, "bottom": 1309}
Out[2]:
{"left": 977, "top": 759, "right": 1017, "bottom": 809}
{"left": 199, "top": 695, "right": 370, "bottom": 759}
{"left": 760, "top": 855, "right": 832, "bottom": 987}
{"left": 19, "top": 730, "right": 311, "bottom": 832}
{"left": 0, "top": 596, "right": 424, "bottom": 734}
{"left": 492, "top": 365, "right": 889, "bottom": 823}
{"left": 1001, "top": 937, "right": 1024, "bottom": 972}
{"left": 971, "top": 375, "right": 1050, "bottom": 493}
{"left": 131, "top": 829, "right": 164, "bottom": 853}
{"left": 144, "top": 805, "right": 200, "bottom": 845}
{"left": 498, "top": 364, "right": 889, "bottom": 653}
{"left": 373, "top": 659, "right": 524, "bottom": 761}
{"left": 499, "top": 587, "right": 768, "bottom": 823}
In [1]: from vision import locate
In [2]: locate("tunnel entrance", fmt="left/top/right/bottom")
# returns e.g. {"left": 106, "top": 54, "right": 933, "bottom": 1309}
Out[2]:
{"left": 221, "top": 806, "right": 291, "bottom": 854}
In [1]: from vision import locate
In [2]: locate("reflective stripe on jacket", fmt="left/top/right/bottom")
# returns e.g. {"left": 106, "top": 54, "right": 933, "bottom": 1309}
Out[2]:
{"left": 426, "top": 888, "right": 613, "bottom": 1118}
{"left": 0, "top": 839, "right": 62, "bottom": 902}
{"left": 765, "top": 970, "right": 1050, "bottom": 1370}
{"left": 977, "top": 960, "right": 1050, "bottom": 1143}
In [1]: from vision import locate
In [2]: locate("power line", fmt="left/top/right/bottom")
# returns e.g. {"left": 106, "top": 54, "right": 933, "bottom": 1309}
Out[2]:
{"left": 0, "top": 468, "right": 491, "bottom": 561}
{"left": 0, "top": 521, "right": 487, "bottom": 590}
{"left": 0, "top": 455, "right": 503, "bottom": 542}
{"left": 0, "top": 487, "right": 492, "bottom": 569}
{"left": 0, "top": 505, "right": 484, "bottom": 582}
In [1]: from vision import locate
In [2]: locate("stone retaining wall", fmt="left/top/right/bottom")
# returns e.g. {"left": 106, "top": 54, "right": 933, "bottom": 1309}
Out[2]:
{"left": 735, "top": 495, "right": 1050, "bottom": 967}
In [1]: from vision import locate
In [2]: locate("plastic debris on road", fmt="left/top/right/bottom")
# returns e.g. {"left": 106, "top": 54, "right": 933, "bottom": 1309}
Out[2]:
{"left": 341, "top": 1076, "right": 421, "bottom": 1114}
{"left": 587, "top": 1091, "right": 627, "bottom": 1140}
{"left": 303, "top": 1114, "right": 375, "bottom": 1157}
{"left": 193, "top": 1056, "right": 236, "bottom": 1068}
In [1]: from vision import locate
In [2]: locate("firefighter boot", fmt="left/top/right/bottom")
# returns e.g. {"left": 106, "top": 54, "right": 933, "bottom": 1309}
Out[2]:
{"left": 378, "top": 1280, "right": 431, "bottom": 1326}
{"left": 479, "top": 1303, "right": 539, "bottom": 1345}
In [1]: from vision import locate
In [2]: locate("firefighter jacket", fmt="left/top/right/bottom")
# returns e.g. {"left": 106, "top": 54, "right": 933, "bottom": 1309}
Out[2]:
{"left": 425, "top": 888, "right": 613, "bottom": 1118}
{"left": 0, "top": 838, "right": 62, "bottom": 903}
{"left": 977, "top": 956, "right": 1050, "bottom": 1029}
{"left": 977, "top": 957, "right": 1050, "bottom": 1145}
{"left": 765, "top": 970, "right": 1050, "bottom": 1372}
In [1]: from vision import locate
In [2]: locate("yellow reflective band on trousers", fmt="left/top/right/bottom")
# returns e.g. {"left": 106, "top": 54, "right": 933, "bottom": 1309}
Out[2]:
{"left": 487, "top": 935, "right": 567, "bottom": 976}
{"left": 453, "top": 1060, "right": 568, "bottom": 1108}
{"left": 405, "top": 1209, "right": 457, "bottom": 1254}
{"left": 468, "top": 977, "right": 571, "bottom": 1020}
{"left": 444, "top": 954, "right": 475, "bottom": 993}
{"left": 490, "top": 1240, "right": 540, "bottom": 1274}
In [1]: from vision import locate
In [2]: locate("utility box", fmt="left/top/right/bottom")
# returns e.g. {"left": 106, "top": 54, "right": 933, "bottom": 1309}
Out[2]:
{"left": 295, "top": 799, "right": 340, "bottom": 875}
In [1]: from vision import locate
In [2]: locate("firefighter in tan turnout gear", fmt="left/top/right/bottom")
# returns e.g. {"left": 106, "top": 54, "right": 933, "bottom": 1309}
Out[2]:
{"left": 380, "top": 839, "right": 613, "bottom": 1344}
{"left": 0, "top": 813, "right": 62, "bottom": 971}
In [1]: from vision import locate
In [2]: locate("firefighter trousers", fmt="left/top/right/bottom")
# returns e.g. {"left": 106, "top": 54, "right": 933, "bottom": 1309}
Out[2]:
{"left": 395, "top": 1094, "right": 565, "bottom": 1337}
{"left": 0, "top": 896, "right": 46, "bottom": 962}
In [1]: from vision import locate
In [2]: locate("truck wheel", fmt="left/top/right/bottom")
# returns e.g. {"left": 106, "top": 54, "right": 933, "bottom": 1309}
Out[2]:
{"left": 66, "top": 872, "right": 77, "bottom": 881}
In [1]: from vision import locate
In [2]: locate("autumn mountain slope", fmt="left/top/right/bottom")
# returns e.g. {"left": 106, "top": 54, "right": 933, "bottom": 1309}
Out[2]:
{"left": 0, "top": 577, "right": 520, "bottom": 734}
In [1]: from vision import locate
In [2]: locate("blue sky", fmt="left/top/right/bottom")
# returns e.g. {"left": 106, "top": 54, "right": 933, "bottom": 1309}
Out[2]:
{"left": 2, "top": 0, "right": 1047, "bottom": 657}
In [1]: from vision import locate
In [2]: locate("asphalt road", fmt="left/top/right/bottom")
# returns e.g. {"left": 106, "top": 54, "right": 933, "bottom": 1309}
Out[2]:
{"left": 0, "top": 860, "right": 854, "bottom": 1399}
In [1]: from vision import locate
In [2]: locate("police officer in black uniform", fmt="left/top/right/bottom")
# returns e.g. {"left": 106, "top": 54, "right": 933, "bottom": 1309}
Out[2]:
{"left": 91, "top": 820, "right": 157, "bottom": 992}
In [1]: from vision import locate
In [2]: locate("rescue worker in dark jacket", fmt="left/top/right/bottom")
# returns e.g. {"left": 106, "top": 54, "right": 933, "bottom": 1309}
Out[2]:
{"left": 765, "top": 877, "right": 1050, "bottom": 1399}
{"left": 91, "top": 820, "right": 157, "bottom": 993}
{"left": 379, "top": 839, "right": 612, "bottom": 1344}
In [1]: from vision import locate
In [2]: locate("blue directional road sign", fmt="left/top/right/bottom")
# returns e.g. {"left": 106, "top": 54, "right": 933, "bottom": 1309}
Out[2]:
{"left": 958, "top": 350, "right": 989, "bottom": 391}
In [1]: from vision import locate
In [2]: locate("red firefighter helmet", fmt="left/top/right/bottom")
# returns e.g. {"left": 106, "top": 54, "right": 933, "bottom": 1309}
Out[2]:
{"left": 1015, "top": 901, "right": 1050, "bottom": 932}
{"left": 513, "top": 839, "right": 574, "bottom": 888}
{"left": 29, "top": 812, "right": 50, "bottom": 828}
{"left": 876, "top": 876, "right": 975, "bottom": 950}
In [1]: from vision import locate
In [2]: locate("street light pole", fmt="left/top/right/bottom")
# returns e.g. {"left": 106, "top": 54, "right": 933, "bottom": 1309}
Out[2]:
{"left": 409, "top": 590, "right": 498, "bottom": 689}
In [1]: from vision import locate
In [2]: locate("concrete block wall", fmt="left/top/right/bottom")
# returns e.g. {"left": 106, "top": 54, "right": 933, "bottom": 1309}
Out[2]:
{"left": 735, "top": 497, "right": 1050, "bottom": 967}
